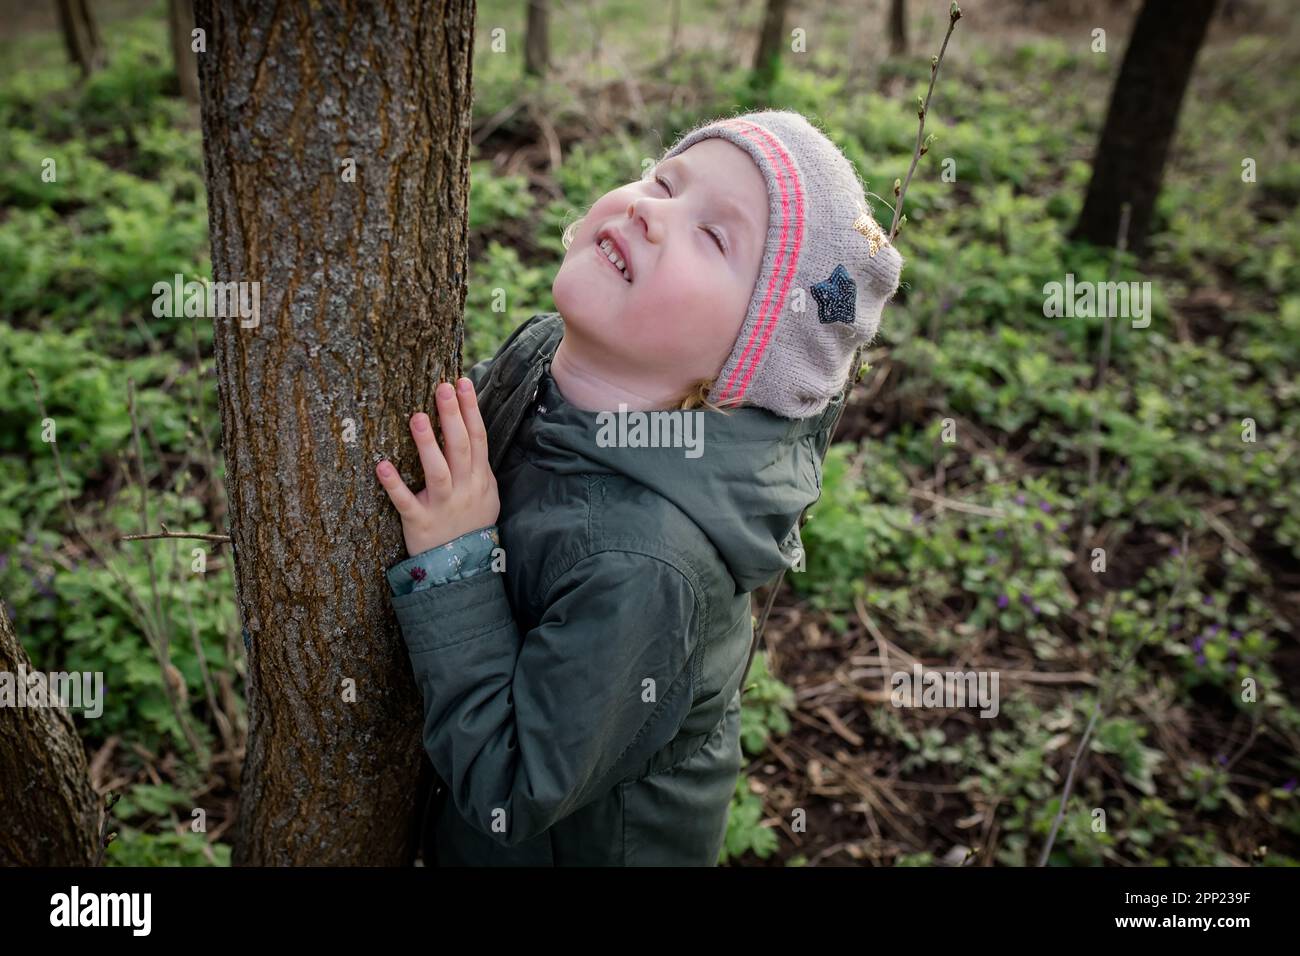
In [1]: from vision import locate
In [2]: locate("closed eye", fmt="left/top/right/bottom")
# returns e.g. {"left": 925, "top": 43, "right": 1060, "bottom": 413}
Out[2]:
{"left": 654, "top": 173, "right": 725, "bottom": 253}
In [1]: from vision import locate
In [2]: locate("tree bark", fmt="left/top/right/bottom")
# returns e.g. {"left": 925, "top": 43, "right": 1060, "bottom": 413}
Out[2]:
{"left": 169, "top": 0, "right": 200, "bottom": 103}
{"left": 1070, "top": 0, "right": 1219, "bottom": 254}
{"left": 888, "top": 0, "right": 907, "bottom": 57}
{"left": 55, "top": 0, "right": 104, "bottom": 78}
{"left": 193, "top": 0, "right": 475, "bottom": 865}
{"left": 751, "top": 0, "right": 790, "bottom": 88}
{"left": 0, "top": 598, "right": 102, "bottom": 866}
{"left": 523, "top": 0, "right": 549, "bottom": 77}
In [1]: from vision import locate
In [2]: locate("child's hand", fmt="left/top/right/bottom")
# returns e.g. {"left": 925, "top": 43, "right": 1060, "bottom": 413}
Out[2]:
{"left": 376, "top": 377, "right": 500, "bottom": 558}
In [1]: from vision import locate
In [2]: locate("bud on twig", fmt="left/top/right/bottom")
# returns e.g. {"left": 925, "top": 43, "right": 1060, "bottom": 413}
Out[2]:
{"left": 951, "top": 2, "right": 962, "bottom": 23}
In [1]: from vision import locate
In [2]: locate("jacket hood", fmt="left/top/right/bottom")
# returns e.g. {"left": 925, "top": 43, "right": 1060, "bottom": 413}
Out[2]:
{"left": 511, "top": 319, "right": 843, "bottom": 594}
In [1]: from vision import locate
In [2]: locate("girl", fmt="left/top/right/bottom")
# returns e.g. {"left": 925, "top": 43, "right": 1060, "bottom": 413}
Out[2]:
{"left": 375, "top": 110, "right": 903, "bottom": 866}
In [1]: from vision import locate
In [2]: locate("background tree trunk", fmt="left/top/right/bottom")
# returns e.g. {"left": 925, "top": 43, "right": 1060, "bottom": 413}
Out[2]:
{"left": 55, "top": 0, "right": 104, "bottom": 78}
{"left": 888, "top": 0, "right": 907, "bottom": 56}
{"left": 1070, "top": 0, "right": 1219, "bottom": 253}
{"left": 523, "top": 0, "right": 549, "bottom": 77}
{"left": 0, "top": 598, "right": 102, "bottom": 866}
{"left": 193, "top": 0, "right": 475, "bottom": 866}
{"left": 169, "top": 0, "right": 199, "bottom": 103}
{"left": 751, "top": 0, "right": 789, "bottom": 88}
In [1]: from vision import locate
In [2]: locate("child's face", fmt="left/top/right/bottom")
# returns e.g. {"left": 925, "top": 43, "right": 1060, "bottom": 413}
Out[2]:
{"left": 551, "top": 138, "right": 769, "bottom": 407}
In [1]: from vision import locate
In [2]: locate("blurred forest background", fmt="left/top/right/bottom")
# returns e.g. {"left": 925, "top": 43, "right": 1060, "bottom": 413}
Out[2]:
{"left": 1, "top": 0, "right": 1298, "bottom": 866}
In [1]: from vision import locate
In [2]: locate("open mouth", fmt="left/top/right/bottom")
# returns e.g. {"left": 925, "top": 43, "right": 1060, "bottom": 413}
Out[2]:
{"left": 596, "top": 236, "right": 632, "bottom": 282}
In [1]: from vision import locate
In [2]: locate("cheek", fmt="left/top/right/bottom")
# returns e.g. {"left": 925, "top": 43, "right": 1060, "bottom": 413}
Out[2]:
{"left": 631, "top": 254, "right": 744, "bottom": 359}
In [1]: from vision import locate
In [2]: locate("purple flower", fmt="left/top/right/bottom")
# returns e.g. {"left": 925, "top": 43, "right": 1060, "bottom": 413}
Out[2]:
{"left": 1039, "top": 501, "right": 1052, "bottom": 513}
{"left": 1283, "top": 778, "right": 1297, "bottom": 792}
{"left": 1031, "top": 604, "right": 1041, "bottom": 615}
{"left": 995, "top": 529, "right": 1006, "bottom": 539}
{"left": 997, "top": 594, "right": 1009, "bottom": 608}
{"left": 1034, "top": 521, "right": 1044, "bottom": 532}
{"left": 1015, "top": 494, "right": 1026, "bottom": 505}
{"left": 1203, "top": 595, "right": 1214, "bottom": 606}
{"left": 1196, "top": 653, "right": 1208, "bottom": 667}
{"left": 1020, "top": 593, "right": 1032, "bottom": 605}
{"left": 1230, "top": 630, "right": 1242, "bottom": 640}
{"left": 1193, "top": 635, "right": 1205, "bottom": 651}
{"left": 1216, "top": 752, "right": 1227, "bottom": 766}
{"left": 1170, "top": 546, "right": 1180, "bottom": 556}
{"left": 911, "top": 512, "right": 922, "bottom": 524}
{"left": 409, "top": 566, "right": 428, "bottom": 583}
{"left": 1208, "top": 624, "right": 1220, "bottom": 635}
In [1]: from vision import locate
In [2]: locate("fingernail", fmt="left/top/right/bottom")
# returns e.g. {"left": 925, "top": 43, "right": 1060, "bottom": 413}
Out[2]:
{"left": 438, "top": 382, "right": 454, "bottom": 400}
{"left": 457, "top": 377, "right": 471, "bottom": 394}
{"left": 377, "top": 462, "right": 392, "bottom": 477}
{"left": 412, "top": 413, "right": 429, "bottom": 431}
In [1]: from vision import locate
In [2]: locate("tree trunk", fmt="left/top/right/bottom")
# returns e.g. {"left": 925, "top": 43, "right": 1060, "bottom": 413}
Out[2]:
{"left": 193, "top": 0, "right": 475, "bottom": 866}
{"left": 55, "top": 0, "right": 104, "bottom": 78}
{"left": 1070, "top": 0, "right": 1219, "bottom": 254}
{"left": 169, "top": 0, "right": 200, "bottom": 103}
{"left": 523, "top": 0, "right": 549, "bottom": 77}
{"left": 751, "top": 0, "right": 790, "bottom": 88}
{"left": 888, "top": 0, "right": 907, "bottom": 56}
{"left": 0, "top": 598, "right": 102, "bottom": 866}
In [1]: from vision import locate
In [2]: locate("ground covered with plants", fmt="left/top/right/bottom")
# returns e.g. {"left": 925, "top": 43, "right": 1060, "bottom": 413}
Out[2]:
{"left": 2, "top": 0, "right": 1297, "bottom": 865}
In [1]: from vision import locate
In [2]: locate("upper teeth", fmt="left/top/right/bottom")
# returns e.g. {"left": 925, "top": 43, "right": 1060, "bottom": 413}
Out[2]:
{"left": 599, "top": 238, "right": 629, "bottom": 279}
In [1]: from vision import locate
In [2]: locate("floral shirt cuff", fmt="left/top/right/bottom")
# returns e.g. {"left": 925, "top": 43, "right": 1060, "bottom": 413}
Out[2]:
{"left": 386, "top": 525, "right": 501, "bottom": 596}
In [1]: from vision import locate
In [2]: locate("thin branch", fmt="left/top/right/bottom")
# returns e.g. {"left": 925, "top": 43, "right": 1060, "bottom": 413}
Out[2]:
{"left": 126, "top": 378, "right": 209, "bottom": 763}
{"left": 24, "top": 369, "right": 159, "bottom": 634}
{"left": 93, "top": 792, "right": 120, "bottom": 867}
{"left": 1037, "top": 526, "right": 1193, "bottom": 866}
{"left": 747, "top": 2, "right": 964, "bottom": 694}
{"left": 120, "top": 527, "right": 232, "bottom": 544}
{"left": 889, "top": 1, "right": 962, "bottom": 238}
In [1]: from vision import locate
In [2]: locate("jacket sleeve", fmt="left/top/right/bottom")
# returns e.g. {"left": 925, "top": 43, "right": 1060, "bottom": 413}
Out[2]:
{"left": 386, "top": 526, "right": 500, "bottom": 596}
{"left": 391, "top": 550, "right": 700, "bottom": 846}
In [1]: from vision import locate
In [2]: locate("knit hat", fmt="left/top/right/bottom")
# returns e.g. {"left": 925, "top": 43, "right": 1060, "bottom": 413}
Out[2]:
{"left": 657, "top": 110, "right": 904, "bottom": 420}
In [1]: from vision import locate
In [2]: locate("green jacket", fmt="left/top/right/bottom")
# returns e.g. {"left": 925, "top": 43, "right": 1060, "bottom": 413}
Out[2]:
{"left": 389, "top": 312, "right": 843, "bottom": 865}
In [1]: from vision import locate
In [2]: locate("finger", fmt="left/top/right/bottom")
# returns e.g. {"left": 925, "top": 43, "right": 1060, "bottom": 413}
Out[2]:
{"left": 375, "top": 460, "right": 419, "bottom": 514}
{"left": 456, "top": 377, "right": 489, "bottom": 473}
{"left": 409, "top": 411, "right": 451, "bottom": 493}
{"left": 435, "top": 381, "right": 472, "bottom": 483}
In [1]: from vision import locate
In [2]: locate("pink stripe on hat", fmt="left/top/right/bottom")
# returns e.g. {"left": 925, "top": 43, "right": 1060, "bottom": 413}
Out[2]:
{"left": 712, "top": 118, "right": 805, "bottom": 404}
{"left": 720, "top": 120, "right": 805, "bottom": 402}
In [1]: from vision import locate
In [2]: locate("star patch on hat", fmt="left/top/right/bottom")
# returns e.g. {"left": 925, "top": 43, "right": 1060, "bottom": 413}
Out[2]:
{"left": 812, "top": 264, "right": 856, "bottom": 326}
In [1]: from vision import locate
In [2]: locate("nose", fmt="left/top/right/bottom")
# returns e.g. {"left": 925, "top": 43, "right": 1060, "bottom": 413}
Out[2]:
{"left": 627, "top": 196, "right": 664, "bottom": 244}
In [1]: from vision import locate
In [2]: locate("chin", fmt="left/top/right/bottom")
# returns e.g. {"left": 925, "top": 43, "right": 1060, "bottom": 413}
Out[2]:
{"left": 553, "top": 265, "right": 617, "bottom": 332}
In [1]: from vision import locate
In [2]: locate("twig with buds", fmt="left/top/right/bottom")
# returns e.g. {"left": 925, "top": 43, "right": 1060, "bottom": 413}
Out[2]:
{"left": 120, "top": 524, "right": 232, "bottom": 543}
{"left": 744, "top": 2, "right": 964, "bottom": 695}
{"left": 94, "top": 792, "right": 120, "bottom": 867}
{"left": 889, "top": 1, "right": 961, "bottom": 239}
